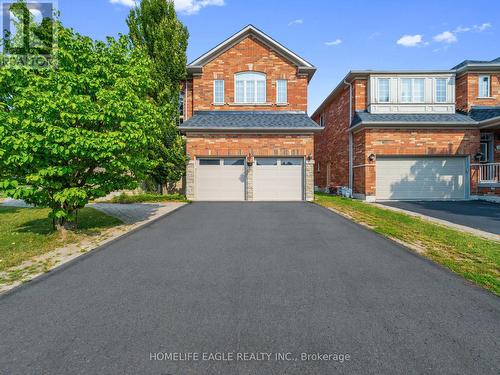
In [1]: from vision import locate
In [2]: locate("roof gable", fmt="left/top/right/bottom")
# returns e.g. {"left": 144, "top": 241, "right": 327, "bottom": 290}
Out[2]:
{"left": 187, "top": 25, "right": 316, "bottom": 79}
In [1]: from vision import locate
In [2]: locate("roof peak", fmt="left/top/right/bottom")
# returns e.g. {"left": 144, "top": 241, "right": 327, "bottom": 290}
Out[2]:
{"left": 187, "top": 24, "right": 316, "bottom": 79}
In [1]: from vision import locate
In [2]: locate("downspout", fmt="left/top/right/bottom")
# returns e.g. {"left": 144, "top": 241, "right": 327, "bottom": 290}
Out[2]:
{"left": 344, "top": 80, "right": 353, "bottom": 190}
{"left": 184, "top": 80, "right": 188, "bottom": 120}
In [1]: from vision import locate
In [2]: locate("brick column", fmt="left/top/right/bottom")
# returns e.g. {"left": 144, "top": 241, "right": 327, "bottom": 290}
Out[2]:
{"left": 246, "top": 163, "right": 254, "bottom": 201}
{"left": 186, "top": 160, "right": 195, "bottom": 200}
{"left": 305, "top": 160, "right": 314, "bottom": 201}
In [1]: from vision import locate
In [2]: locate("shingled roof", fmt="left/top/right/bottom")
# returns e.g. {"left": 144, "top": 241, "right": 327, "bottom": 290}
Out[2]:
{"left": 468, "top": 106, "right": 500, "bottom": 122}
{"left": 179, "top": 111, "right": 322, "bottom": 132}
{"left": 351, "top": 111, "right": 476, "bottom": 127}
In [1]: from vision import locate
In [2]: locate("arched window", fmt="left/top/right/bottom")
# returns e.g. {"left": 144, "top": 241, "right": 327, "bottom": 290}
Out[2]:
{"left": 234, "top": 72, "right": 266, "bottom": 103}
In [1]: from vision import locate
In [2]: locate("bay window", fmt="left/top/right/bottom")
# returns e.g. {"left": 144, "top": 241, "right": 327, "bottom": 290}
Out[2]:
{"left": 400, "top": 78, "right": 425, "bottom": 102}
{"left": 435, "top": 78, "right": 447, "bottom": 103}
{"left": 378, "top": 78, "right": 390, "bottom": 102}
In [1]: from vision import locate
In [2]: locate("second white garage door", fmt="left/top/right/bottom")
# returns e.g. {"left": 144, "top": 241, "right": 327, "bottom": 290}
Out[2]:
{"left": 253, "top": 158, "right": 303, "bottom": 201}
{"left": 376, "top": 156, "right": 468, "bottom": 200}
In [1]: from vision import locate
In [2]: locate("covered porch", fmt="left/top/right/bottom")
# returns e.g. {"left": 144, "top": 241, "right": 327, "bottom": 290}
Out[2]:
{"left": 472, "top": 127, "right": 500, "bottom": 197}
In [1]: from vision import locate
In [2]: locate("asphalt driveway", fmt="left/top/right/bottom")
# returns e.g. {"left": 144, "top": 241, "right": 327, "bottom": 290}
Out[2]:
{"left": 380, "top": 200, "right": 500, "bottom": 235}
{"left": 0, "top": 203, "right": 499, "bottom": 374}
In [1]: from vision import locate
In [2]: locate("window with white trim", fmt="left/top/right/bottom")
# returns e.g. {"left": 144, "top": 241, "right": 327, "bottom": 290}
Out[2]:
{"left": 213, "top": 80, "right": 224, "bottom": 104}
{"left": 276, "top": 79, "right": 287, "bottom": 103}
{"left": 234, "top": 72, "right": 266, "bottom": 103}
{"left": 479, "top": 75, "right": 490, "bottom": 97}
{"left": 435, "top": 78, "right": 447, "bottom": 103}
{"left": 378, "top": 78, "right": 390, "bottom": 103}
{"left": 400, "top": 78, "right": 425, "bottom": 102}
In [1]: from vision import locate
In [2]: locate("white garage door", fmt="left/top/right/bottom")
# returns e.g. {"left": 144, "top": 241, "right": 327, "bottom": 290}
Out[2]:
{"left": 253, "top": 158, "right": 303, "bottom": 201}
{"left": 376, "top": 156, "right": 467, "bottom": 200}
{"left": 196, "top": 158, "right": 245, "bottom": 201}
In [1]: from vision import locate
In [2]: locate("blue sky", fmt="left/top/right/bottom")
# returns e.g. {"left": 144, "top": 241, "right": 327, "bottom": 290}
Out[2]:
{"left": 58, "top": 0, "right": 500, "bottom": 112}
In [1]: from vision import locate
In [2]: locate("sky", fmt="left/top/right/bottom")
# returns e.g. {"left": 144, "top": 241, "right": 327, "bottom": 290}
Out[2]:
{"left": 53, "top": 0, "right": 500, "bottom": 112}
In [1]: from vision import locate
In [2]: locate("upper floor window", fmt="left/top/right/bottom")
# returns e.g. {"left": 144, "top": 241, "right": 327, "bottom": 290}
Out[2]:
{"left": 401, "top": 78, "right": 424, "bottom": 103}
{"left": 319, "top": 115, "right": 324, "bottom": 127}
{"left": 213, "top": 79, "right": 224, "bottom": 104}
{"left": 479, "top": 75, "right": 490, "bottom": 97}
{"left": 235, "top": 72, "right": 266, "bottom": 103}
{"left": 435, "top": 78, "right": 447, "bottom": 103}
{"left": 276, "top": 79, "right": 287, "bottom": 104}
{"left": 378, "top": 78, "right": 390, "bottom": 103}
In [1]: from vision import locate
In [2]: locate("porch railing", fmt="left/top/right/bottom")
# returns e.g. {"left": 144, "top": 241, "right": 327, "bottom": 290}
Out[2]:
{"left": 477, "top": 163, "right": 500, "bottom": 183}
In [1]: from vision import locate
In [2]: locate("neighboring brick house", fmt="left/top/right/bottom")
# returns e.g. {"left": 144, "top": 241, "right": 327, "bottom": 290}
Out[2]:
{"left": 312, "top": 58, "right": 500, "bottom": 201}
{"left": 179, "top": 25, "right": 321, "bottom": 201}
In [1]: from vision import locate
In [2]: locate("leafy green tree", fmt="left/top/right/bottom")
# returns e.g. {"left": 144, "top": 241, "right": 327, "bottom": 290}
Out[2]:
{"left": 0, "top": 18, "right": 162, "bottom": 229}
{"left": 127, "top": 0, "right": 188, "bottom": 192}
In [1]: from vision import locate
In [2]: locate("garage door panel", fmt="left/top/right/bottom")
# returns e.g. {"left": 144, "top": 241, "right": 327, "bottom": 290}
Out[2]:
{"left": 376, "top": 157, "right": 466, "bottom": 200}
{"left": 196, "top": 158, "right": 245, "bottom": 201}
{"left": 253, "top": 158, "right": 303, "bottom": 201}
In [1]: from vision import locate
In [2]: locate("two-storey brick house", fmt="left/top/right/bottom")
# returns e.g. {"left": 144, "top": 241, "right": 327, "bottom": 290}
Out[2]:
{"left": 179, "top": 25, "right": 321, "bottom": 201}
{"left": 313, "top": 58, "right": 500, "bottom": 201}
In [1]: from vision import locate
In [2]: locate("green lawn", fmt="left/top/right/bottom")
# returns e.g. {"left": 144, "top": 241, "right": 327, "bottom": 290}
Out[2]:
{"left": 0, "top": 207, "right": 122, "bottom": 273}
{"left": 106, "top": 192, "right": 188, "bottom": 204}
{"left": 315, "top": 193, "right": 500, "bottom": 295}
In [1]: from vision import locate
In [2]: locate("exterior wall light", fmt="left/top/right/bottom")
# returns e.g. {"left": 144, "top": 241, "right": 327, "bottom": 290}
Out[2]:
{"left": 247, "top": 154, "right": 254, "bottom": 166}
{"left": 368, "top": 153, "right": 376, "bottom": 162}
{"left": 474, "top": 152, "right": 483, "bottom": 161}
{"left": 307, "top": 153, "right": 313, "bottom": 161}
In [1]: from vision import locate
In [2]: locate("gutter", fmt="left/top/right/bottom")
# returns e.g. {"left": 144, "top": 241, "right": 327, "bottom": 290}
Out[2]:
{"left": 349, "top": 121, "right": 479, "bottom": 132}
{"left": 478, "top": 116, "right": 500, "bottom": 129}
{"left": 178, "top": 127, "right": 323, "bottom": 134}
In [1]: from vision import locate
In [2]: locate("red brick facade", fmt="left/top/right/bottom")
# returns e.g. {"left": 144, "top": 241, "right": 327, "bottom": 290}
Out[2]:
{"left": 313, "top": 73, "right": 498, "bottom": 199}
{"left": 312, "top": 85, "right": 349, "bottom": 189}
{"left": 352, "top": 129, "right": 480, "bottom": 196}
{"left": 186, "top": 133, "right": 313, "bottom": 160}
{"left": 182, "top": 27, "right": 317, "bottom": 201}
{"left": 184, "top": 36, "right": 308, "bottom": 120}
{"left": 456, "top": 73, "right": 500, "bottom": 112}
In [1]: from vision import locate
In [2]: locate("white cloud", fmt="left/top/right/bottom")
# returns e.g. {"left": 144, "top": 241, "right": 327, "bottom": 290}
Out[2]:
{"left": 474, "top": 22, "right": 491, "bottom": 32}
{"left": 288, "top": 19, "right": 303, "bottom": 26}
{"left": 432, "top": 22, "right": 492, "bottom": 45}
{"left": 454, "top": 26, "right": 471, "bottom": 33}
{"left": 324, "top": 39, "right": 342, "bottom": 46}
{"left": 396, "top": 34, "right": 424, "bottom": 47}
{"left": 110, "top": 0, "right": 135, "bottom": 6}
{"left": 109, "top": 0, "right": 225, "bottom": 14}
{"left": 173, "top": 0, "right": 225, "bottom": 14}
{"left": 433, "top": 31, "right": 457, "bottom": 43}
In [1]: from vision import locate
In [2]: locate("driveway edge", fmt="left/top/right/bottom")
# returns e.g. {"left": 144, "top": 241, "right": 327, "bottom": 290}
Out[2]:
{"left": 311, "top": 202, "right": 499, "bottom": 297}
{"left": 371, "top": 203, "right": 500, "bottom": 242}
{"left": 0, "top": 202, "right": 189, "bottom": 298}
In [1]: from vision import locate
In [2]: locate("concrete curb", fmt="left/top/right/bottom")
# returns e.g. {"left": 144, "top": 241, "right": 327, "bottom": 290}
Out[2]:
{"left": 371, "top": 203, "right": 500, "bottom": 242}
{"left": 0, "top": 202, "right": 189, "bottom": 297}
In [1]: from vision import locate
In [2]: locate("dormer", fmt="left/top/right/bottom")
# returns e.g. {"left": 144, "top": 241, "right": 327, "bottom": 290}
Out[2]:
{"left": 367, "top": 72, "right": 456, "bottom": 114}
